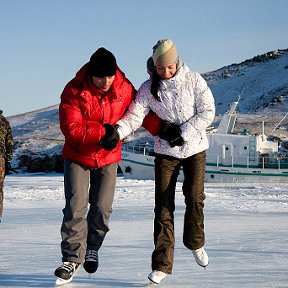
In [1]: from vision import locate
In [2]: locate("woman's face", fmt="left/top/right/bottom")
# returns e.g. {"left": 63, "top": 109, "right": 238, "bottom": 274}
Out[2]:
{"left": 156, "top": 63, "right": 177, "bottom": 80}
{"left": 91, "top": 75, "right": 115, "bottom": 92}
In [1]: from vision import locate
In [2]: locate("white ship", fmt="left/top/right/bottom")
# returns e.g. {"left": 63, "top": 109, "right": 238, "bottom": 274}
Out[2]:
{"left": 119, "top": 100, "right": 288, "bottom": 183}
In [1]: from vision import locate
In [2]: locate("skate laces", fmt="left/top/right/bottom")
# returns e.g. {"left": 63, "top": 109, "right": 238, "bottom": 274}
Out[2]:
{"left": 193, "top": 247, "right": 204, "bottom": 257}
{"left": 85, "top": 249, "right": 98, "bottom": 262}
{"left": 61, "top": 262, "right": 78, "bottom": 273}
{"left": 153, "top": 270, "right": 166, "bottom": 277}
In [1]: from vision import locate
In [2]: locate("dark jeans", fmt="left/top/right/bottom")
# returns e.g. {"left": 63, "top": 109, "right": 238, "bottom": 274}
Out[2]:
{"left": 152, "top": 151, "right": 206, "bottom": 274}
{"left": 60, "top": 160, "right": 118, "bottom": 264}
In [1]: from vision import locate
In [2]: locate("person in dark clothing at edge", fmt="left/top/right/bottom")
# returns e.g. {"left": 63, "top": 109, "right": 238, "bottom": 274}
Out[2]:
{"left": 0, "top": 110, "right": 14, "bottom": 223}
{"left": 117, "top": 39, "right": 215, "bottom": 284}
{"left": 54, "top": 47, "right": 163, "bottom": 284}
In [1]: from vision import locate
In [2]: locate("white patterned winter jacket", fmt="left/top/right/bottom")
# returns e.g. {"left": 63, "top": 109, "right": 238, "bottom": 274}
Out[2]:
{"left": 117, "top": 63, "right": 215, "bottom": 159}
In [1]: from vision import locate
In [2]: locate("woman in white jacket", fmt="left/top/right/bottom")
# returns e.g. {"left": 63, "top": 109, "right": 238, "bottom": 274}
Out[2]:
{"left": 117, "top": 39, "right": 215, "bottom": 284}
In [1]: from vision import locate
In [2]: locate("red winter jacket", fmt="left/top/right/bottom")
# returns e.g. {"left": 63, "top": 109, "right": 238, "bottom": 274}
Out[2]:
{"left": 59, "top": 63, "right": 161, "bottom": 168}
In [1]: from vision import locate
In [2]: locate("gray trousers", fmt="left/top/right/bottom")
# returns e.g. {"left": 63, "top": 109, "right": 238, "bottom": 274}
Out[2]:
{"left": 60, "top": 160, "right": 118, "bottom": 264}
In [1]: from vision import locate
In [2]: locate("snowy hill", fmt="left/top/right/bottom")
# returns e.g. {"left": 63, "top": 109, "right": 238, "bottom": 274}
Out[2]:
{"left": 204, "top": 49, "right": 288, "bottom": 115}
{"left": 8, "top": 105, "right": 63, "bottom": 172}
{"left": 7, "top": 49, "right": 288, "bottom": 172}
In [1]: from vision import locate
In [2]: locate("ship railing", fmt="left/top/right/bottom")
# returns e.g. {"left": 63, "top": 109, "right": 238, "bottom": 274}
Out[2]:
{"left": 122, "top": 144, "right": 288, "bottom": 169}
{"left": 206, "top": 154, "right": 288, "bottom": 169}
{"left": 122, "top": 143, "right": 155, "bottom": 156}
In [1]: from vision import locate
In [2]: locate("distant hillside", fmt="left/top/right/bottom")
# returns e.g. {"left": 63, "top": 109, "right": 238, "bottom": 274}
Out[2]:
{"left": 7, "top": 49, "right": 288, "bottom": 172}
{"left": 8, "top": 105, "right": 63, "bottom": 172}
{"left": 203, "top": 49, "right": 288, "bottom": 115}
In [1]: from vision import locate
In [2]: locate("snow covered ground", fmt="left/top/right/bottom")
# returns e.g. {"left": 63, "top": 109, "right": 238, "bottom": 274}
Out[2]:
{"left": 0, "top": 174, "right": 288, "bottom": 287}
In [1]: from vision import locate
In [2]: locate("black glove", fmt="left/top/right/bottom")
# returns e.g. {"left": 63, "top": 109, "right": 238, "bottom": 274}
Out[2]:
{"left": 5, "top": 161, "right": 11, "bottom": 176}
{"left": 100, "top": 123, "right": 120, "bottom": 151}
{"left": 159, "top": 121, "right": 184, "bottom": 148}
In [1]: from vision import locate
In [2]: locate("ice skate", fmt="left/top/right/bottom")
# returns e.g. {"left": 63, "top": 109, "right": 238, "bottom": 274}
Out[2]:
{"left": 54, "top": 261, "right": 81, "bottom": 285}
{"left": 148, "top": 270, "right": 167, "bottom": 284}
{"left": 192, "top": 246, "right": 209, "bottom": 268}
{"left": 83, "top": 249, "right": 98, "bottom": 274}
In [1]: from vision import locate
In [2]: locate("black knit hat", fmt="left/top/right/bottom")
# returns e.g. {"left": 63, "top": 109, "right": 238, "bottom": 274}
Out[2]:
{"left": 88, "top": 47, "right": 117, "bottom": 77}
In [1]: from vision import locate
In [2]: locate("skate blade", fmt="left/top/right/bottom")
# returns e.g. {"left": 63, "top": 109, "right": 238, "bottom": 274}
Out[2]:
{"left": 203, "top": 263, "right": 209, "bottom": 270}
{"left": 55, "top": 276, "right": 73, "bottom": 286}
{"left": 148, "top": 277, "right": 162, "bottom": 285}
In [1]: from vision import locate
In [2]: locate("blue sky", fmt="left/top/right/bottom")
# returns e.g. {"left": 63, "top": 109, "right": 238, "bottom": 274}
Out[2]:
{"left": 1, "top": 0, "right": 287, "bottom": 116}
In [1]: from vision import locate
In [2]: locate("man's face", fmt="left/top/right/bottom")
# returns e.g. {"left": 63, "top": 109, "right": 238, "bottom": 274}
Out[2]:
{"left": 91, "top": 75, "right": 115, "bottom": 92}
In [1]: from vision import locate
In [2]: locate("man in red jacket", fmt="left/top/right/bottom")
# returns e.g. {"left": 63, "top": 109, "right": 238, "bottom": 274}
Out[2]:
{"left": 55, "top": 48, "right": 161, "bottom": 284}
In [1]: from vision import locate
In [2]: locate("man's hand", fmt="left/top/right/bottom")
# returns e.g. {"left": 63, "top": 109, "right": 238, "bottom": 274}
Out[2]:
{"left": 100, "top": 124, "right": 120, "bottom": 151}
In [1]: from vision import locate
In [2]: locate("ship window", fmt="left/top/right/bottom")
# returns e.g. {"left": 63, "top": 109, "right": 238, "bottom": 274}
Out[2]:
{"left": 244, "top": 146, "right": 248, "bottom": 150}
{"left": 225, "top": 147, "right": 229, "bottom": 150}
